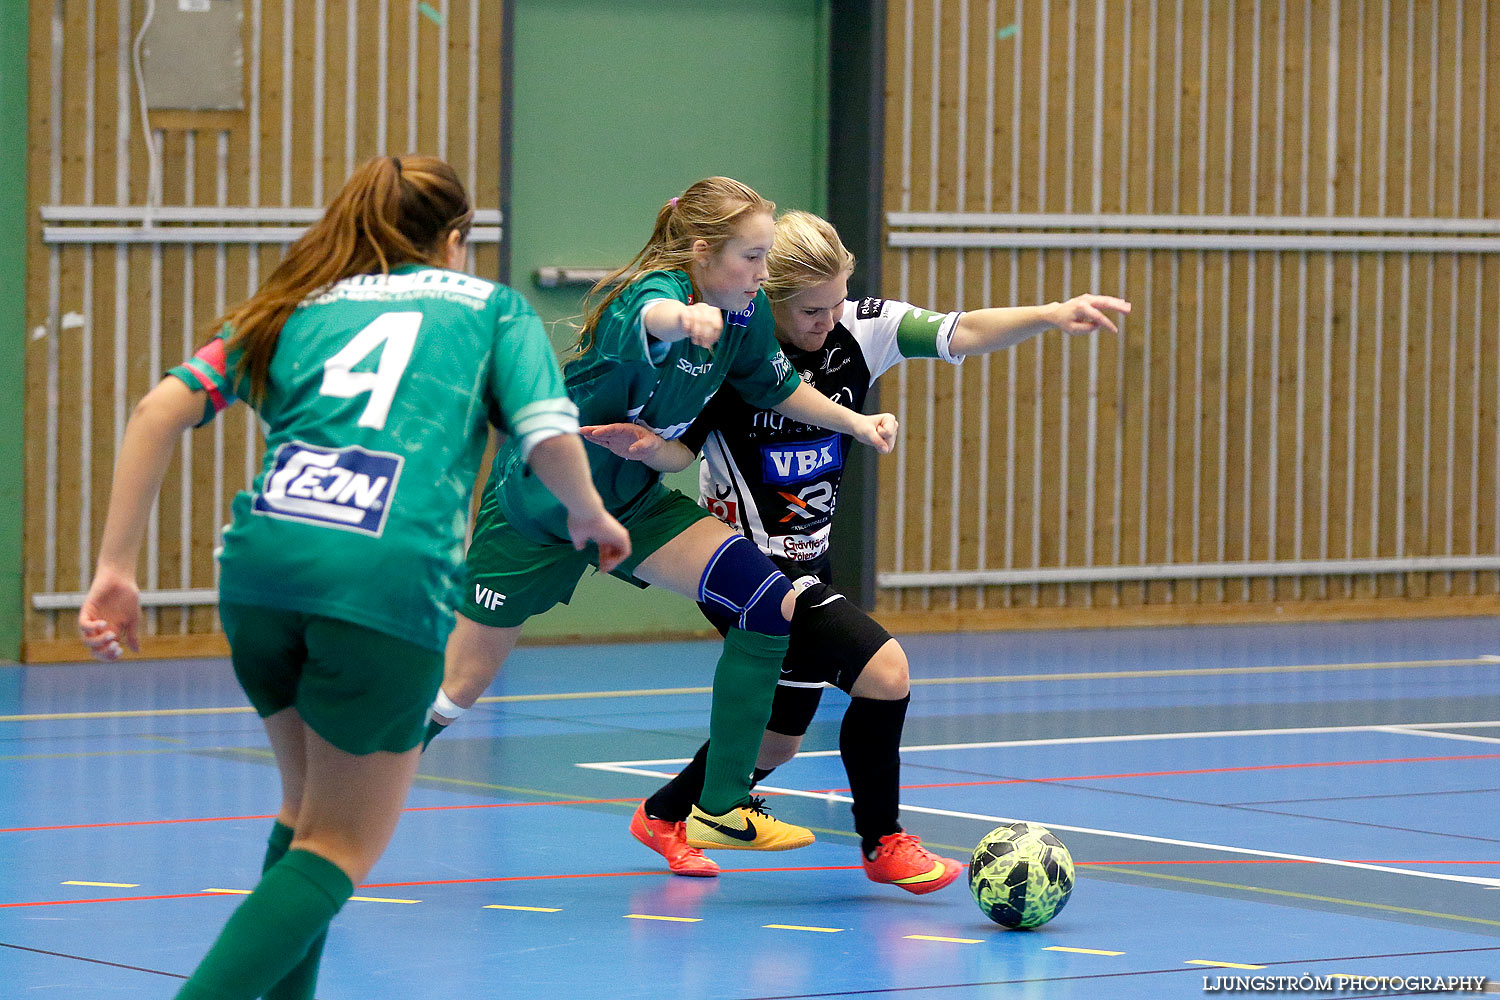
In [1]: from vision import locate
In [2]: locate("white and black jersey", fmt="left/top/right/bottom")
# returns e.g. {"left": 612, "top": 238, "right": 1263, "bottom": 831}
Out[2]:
{"left": 680, "top": 297, "right": 964, "bottom": 581}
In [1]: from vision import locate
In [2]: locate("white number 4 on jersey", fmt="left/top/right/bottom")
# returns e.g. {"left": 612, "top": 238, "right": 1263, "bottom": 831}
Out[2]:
{"left": 320, "top": 311, "right": 421, "bottom": 430}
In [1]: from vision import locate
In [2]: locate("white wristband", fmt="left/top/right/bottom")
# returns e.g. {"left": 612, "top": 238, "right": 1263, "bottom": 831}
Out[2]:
{"left": 430, "top": 689, "right": 467, "bottom": 723}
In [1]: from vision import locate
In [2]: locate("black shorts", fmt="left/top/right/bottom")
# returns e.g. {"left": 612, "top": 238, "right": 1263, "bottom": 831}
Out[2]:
{"left": 698, "top": 578, "right": 894, "bottom": 738}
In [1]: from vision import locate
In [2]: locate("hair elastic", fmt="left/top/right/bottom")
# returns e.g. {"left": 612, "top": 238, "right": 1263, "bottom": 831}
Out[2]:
{"left": 669, "top": 196, "right": 678, "bottom": 207}
{"left": 391, "top": 156, "right": 403, "bottom": 176}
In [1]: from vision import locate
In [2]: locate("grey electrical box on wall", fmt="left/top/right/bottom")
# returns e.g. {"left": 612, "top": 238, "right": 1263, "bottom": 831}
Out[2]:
{"left": 140, "top": 0, "right": 245, "bottom": 111}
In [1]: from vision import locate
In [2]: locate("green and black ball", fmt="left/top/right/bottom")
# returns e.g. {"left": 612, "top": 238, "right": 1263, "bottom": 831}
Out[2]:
{"left": 968, "top": 822, "right": 1074, "bottom": 928}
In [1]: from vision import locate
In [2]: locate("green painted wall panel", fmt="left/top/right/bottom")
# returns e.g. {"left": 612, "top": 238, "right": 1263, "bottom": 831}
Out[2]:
{"left": 0, "top": 4, "right": 27, "bottom": 662}
{"left": 510, "top": 0, "right": 828, "bottom": 639}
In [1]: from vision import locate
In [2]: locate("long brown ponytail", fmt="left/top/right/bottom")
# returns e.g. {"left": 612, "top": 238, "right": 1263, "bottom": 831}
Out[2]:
{"left": 570, "top": 176, "right": 774, "bottom": 359}
{"left": 218, "top": 154, "right": 473, "bottom": 404}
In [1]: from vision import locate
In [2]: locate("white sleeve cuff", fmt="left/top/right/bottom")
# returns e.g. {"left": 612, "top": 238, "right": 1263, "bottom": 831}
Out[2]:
{"left": 639, "top": 298, "right": 675, "bottom": 364}
{"left": 513, "top": 397, "right": 581, "bottom": 460}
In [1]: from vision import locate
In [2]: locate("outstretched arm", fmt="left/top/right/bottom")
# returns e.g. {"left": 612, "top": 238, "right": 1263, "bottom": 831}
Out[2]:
{"left": 946, "top": 294, "right": 1131, "bottom": 357}
{"left": 79, "top": 378, "right": 206, "bottom": 660}
{"left": 580, "top": 424, "right": 697, "bottom": 474}
{"left": 642, "top": 300, "right": 725, "bottom": 350}
{"left": 772, "top": 381, "right": 898, "bottom": 454}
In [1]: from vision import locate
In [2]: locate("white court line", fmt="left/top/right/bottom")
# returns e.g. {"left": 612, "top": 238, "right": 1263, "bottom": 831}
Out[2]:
{"left": 577, "top": 719, "right": 1500, "bottom": 890}
{"left": 1372, "top": 725, "right": 1500, "bottom": 746}
{"left": 577, "top": 719, "right": 1500, "bottom": 766}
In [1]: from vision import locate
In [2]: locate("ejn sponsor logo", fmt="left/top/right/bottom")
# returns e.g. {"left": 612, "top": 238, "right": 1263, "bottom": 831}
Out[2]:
{"left": 254, "top": 442, "right": 403, "bottom": 536}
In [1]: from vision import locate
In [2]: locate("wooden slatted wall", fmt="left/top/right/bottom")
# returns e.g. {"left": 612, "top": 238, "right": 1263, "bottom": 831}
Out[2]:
{"left": 24, "top": 0, "right": 503, "bottom": 660}
{"left": 877, "top": 0, "right": 1500, "bottom": 628}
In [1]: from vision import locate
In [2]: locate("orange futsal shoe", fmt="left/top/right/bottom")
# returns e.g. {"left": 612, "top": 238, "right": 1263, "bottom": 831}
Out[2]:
{"left": 862, "top": 831, "right": 963, "bottom": 895}
{"left": 630, "top": 802, "right": 720, "bottom": 877}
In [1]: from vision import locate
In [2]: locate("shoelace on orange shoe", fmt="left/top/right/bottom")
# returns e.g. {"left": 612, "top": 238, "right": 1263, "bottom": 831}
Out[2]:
{"left": 880, "top": 832, "right": 933, "bottom": 865}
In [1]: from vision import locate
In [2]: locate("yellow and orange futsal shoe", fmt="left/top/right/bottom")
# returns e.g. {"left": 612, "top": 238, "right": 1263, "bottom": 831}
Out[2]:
{"left": 683, "top": 796, "right": 815, "bottom": 851}
{"left": 630, "top": 802, "right": 720, "bottom": 877}
{"left": 862, "top": 831, "right": 963, "bottom": 894}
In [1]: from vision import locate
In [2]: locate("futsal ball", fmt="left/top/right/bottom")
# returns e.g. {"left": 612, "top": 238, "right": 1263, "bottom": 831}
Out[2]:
{"left": 968, "top": 821, "right": 1074, "bottom": 928}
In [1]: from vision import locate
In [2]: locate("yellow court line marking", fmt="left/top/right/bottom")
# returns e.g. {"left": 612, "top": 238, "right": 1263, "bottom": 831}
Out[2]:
{"left": 1102, "top": 866, "right": 1500, "bottom": 928}
{"left": 348, "top": 896, "right": 419, "bottom": 904}
{"left": 1045, "top": 946, "right": 1125, "bottom": 956}
{"left": 1187, "top": 960, "right": 1266, "bottom": 970}
{"left": 5, "top": 658, "right": 1489, "bottom": 722}
{"left": 204, "top": 888, "right": 251, "bottom": 895}
{"left": 904, "top": 934, "right": 983, "bottom": 944}
{"left": 484, "top": 904, "right": 561, "bottom": 913}
{"left": 624, "top": 913, "right": 700, "bottom": 923}
{"left": 764, "top": 924, "right": 845, "bottom": 933}
{"left": 62, "top": 880, "right": 139, "bottom": 888}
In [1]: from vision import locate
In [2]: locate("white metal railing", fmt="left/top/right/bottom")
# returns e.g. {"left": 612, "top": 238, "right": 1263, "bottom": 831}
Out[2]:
{"left": 887, "top": 211, "right": 1500, "bottom": 234}
{"left": 34, "top": 588, "right": 218, "bottom": 611}
{"left": 880, "top": 556, "right": 1500, "bottom": 590}
{"left": 41, "top": 205, "right": 503, "bottom": 245}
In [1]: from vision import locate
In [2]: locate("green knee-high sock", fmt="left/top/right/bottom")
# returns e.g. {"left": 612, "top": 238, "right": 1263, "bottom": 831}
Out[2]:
{"left": 262, "top": 820, "right": 294, "bottom": 870}
{"left": 259, "top": 822, "right": 328, "bottom": 1000}
{"left": 699, "top": 627, "right": 787, "bottom": 814}
{"left": 175, "top": 849, "right": 353, "bottom": 1000}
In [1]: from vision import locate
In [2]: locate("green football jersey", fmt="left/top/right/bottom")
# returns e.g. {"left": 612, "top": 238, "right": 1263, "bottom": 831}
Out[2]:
{"left": 168, "top": 264, "right": 578, "bottom": 650}
{"left": 490, "top": 269, "right": 800, "bottom": 541}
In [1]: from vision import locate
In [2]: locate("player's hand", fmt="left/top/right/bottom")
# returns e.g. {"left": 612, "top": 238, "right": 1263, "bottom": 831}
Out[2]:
{"left": 851, "top": 412, "right": 899, "bottom": 454}
{"left": 1049, "top": 294, "right": 1131, "bottom": 336}
{"left": 568, "top": 508, "right": 632, "bottom": 574}
{"left": 678, "top": 302, "right": 724, "bottom": 350}
{"left": 580, "top": 423, "right": 666, "bottom": 463}
{"left": 77, "top": 565, "right": 141, "bottom": 662}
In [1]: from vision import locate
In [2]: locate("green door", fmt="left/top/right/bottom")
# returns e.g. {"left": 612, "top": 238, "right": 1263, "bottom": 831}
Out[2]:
{"left": 510, "top": 0, "right": 829, "bottom": 639}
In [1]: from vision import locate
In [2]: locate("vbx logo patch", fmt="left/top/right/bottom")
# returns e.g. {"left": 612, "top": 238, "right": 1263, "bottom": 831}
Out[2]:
{"left": 762, "top": 435, "right": 842, "bottom": 484}
{"left": 254, "top": 442, "right": 403, "bottom": 536}
{"left": 725, "top": 300, "right": 755, "bottom": 328}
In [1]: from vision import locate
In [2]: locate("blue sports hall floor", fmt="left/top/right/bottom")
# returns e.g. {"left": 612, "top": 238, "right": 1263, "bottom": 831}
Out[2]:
{"left": 4, "top": 616, "right": 1499, "bottom": 998}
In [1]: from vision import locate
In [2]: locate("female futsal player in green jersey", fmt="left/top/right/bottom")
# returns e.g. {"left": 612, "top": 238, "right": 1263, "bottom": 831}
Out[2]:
{"left": 425, "top": 177, "right": 899, "bottom": 851}
{"left": 588, "top": 211, "right": 1126, "bottom": 888}
{"left": 77, "top": 155, "right": 628, "bottom": 1000}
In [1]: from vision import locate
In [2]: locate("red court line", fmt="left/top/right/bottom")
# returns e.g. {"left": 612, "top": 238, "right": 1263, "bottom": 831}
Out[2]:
{"left": 0, "top": 892, "right": 221, "bottom": 909}
{"left": 808, "top": 752, "right": 1500, "bottom": 794}
{"left": 0, "top": 797, "right": 641, "bottom": 834}
{"left": 361, "top": 865, "right": 862, "bottom": 888}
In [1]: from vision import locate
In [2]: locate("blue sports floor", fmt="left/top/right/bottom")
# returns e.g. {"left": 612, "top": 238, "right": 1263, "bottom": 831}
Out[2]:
{"left": 4, "top": 617, "right": 1500, "bottom": 998}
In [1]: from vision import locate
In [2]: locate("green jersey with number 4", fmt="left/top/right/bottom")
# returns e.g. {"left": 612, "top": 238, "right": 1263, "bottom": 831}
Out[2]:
{"left": 168, "top": 264, "right": 578, "bottom": 650}
{"left": 490, "top": 269, "right": 800, "bottom": 541}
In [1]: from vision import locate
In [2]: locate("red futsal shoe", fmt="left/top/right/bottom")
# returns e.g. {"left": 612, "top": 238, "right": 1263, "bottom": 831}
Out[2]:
{"left": 630, "top": 802, "right": 721, "bottom": 877}
{"left": 862, "top": 831, "right": 963, "bottom": 895}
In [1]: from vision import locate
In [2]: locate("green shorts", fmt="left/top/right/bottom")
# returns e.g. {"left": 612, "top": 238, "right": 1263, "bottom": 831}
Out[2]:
{"left": 220, "top": 603, "right": 443, "bottom": 755}
{"left": 460, "top": 481, "right": 713, "bottom": 628}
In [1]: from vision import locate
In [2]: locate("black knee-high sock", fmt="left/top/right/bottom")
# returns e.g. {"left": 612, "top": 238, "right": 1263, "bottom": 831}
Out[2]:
{"left": 644, "top": 742, "right": 779, "bottom": 824}
{"left": 644, "top": 741, "right": 710, "bottom": 823}
{"left": 840, "top": 695, "right": 910, "bottom": 857}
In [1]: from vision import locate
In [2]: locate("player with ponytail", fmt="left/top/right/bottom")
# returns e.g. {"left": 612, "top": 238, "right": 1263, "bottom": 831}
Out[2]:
{"left": 78, "top": 155, "right": 626, "bottom": 999}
